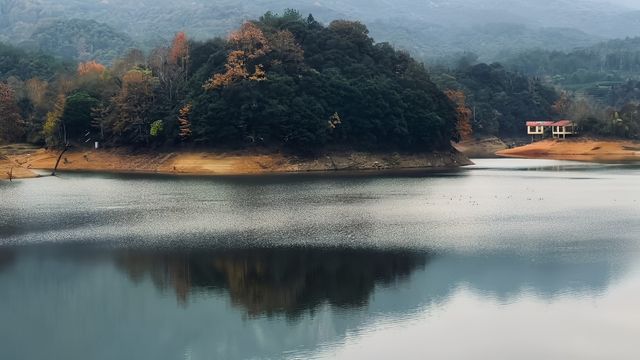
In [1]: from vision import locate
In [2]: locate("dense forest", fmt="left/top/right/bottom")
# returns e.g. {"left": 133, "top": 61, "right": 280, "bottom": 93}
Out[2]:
{"left": 0, "top": 42, "right": 71, "bottom": 81}
{"left": 505, "top": 38, "right": 640, "bottom": 89}
{"left": 499, "top": 37, "right": 640, "bottom": 138}
{"left": 0, "top": 11, "right": 459, "bottom": 152}
{"left": 430, "top": 62, "right": 558, "bottom": 137}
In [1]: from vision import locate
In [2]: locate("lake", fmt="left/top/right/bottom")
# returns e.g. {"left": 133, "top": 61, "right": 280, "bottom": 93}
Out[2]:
{"left": 1, "top": 159, "right": 639, "bottom": 360}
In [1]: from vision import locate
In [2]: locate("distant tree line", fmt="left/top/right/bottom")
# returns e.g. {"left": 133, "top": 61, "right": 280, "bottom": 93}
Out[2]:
{"left": 434, "top": 45, "right": 640, "bottom": 140}
{"left": 505, "top": 38, "right": 640, "bottom": 88}
{"left": 24, "top": 19, "right": 136, "bottom": 65}
{"left": 430, "top": 62, "right": 558, "bottom": 137}
{"left": 500, "top": 37, "right": 640, "bottom": 139}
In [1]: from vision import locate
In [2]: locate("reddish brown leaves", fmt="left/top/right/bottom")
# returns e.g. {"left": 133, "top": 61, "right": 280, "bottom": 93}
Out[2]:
{"left": 248, "top": 64, "right": 267, "bottom": 82}
{"left": 170, "top": 32, "right": 189, "bottom": 65}
{"left": 269, "top": 30, "right": 304, "bottom": 65}
{"left": 204, "top": 22, "right": 271, "bottom": 91}
{"left": 445, "top": 90, "right": 473, "bottom": 141}
{"left": 77, "top": 60, "right": 106, "bottom": 76}
{"left": 205, "top": 50, "right": 250, "bottom": 90}
{"left": 178, "top": 103, "right": 193, "bottom": 141}
{"left": 228, "top": 22, "right": 271, "bottom": 59}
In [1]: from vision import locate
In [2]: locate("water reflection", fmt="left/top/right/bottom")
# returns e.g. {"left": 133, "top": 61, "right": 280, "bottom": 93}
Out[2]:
{"left": 1, "top": 159, "right": 639, "bottom": 359}
{"left": 117, "top": 247, "right": 429, "bottom": 317}
{"left": 0, "top": 248, "right": 15, "bottom": 271}
{"left": 112, "top": 245, "right": 626, "bottom": 315}
{"left": 0, "top": 243, "right": 635, "bottom": 360}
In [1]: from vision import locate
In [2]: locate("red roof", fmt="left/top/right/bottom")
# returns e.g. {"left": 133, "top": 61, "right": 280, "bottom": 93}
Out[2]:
{"left": 526, "top": 120, "right": 574, "bottom": 126}
{"left": 552, "top": 120, "right": 574, "bottom": 126}
{"left": 526, "top": 121, "right": 555, "bottom": 126}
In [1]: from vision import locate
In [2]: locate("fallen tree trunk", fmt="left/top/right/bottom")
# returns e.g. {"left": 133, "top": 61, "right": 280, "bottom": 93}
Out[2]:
{"left": 52, "top": 144, "right": 70, "bottom": 176}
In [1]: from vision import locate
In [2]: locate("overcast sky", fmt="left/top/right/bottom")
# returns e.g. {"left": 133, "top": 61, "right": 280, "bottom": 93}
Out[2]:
{"left": 606, "top": 0, "right": 640, "bottom": 8}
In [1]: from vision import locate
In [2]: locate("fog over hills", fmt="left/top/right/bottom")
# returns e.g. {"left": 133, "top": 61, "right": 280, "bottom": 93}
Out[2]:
{"left": 608, "top": 0, "right": 640, "bottom": 8}
{"left": 1, "top": 0, "right": 640, "bottom": 61}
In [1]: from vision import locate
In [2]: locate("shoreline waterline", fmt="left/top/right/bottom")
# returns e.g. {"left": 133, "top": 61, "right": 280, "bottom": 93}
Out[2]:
{"left": 2, "top": 148, "right": 472, "bottom": 180}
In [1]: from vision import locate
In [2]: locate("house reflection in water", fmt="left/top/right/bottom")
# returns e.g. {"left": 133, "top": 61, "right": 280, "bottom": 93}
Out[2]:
{"left": 115, "top": 247, "right": 429, "bottom": 317}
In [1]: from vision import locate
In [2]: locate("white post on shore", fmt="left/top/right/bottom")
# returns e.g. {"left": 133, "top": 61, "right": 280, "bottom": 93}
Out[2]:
{"left": 95, "top": 142, "right": 99, "bottom": 150}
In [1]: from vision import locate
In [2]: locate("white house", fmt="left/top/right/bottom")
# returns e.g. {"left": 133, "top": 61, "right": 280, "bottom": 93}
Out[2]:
{"left": 551, "top": 120, "right": 577, "bottom": 139}
{"left": 526, "top": 120, "right": 576, "bottom": 140}
{"left": 526, "top": 121, "right": 554, "bottom": 136}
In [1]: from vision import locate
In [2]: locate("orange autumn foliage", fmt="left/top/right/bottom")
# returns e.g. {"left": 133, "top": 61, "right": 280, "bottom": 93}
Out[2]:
{"left": 77, "top": 60, "right": 106, "bottom": 76}
{"left": 228, "top": 22, "right": 271, "bottom": 59}
{"left": 269, "top": 30, "right": 304, "bottom": 64}
{"left": 205, "top": 50, "right": 249, "bottom": 89}
{"left": 178, "top": 103, "right": 193, "bottom": 141}
{"left": 170, "top": 32, "right": 189, "bottom": 65}
{"left": 249, "top": 64, "right": 267, "bottom": 82}
{"left": 122, "top": 70, "right": 144, "bottom": 84}
{"left": 445, "top": 90, "right": 473, "bottom": 141}
{"left": 204, "top": 22, "right": 271, "bottom": 90}
{"left": 119, "top": 68, "right": 156, "bottom": 100}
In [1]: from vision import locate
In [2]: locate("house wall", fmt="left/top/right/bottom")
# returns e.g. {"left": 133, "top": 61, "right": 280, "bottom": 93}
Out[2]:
{"left": 553, "top": 125, "right": 577, "bottom": 139}
{"left": 527, "top": 126, "right": 545, "bottom": 135}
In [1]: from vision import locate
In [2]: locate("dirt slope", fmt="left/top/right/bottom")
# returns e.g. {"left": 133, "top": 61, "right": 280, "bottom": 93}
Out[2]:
{"left": 5, "top": 148, "right": 471, "bottom": 178}
{"left": 497, "top": 139, "right": 640, "bottom": 162}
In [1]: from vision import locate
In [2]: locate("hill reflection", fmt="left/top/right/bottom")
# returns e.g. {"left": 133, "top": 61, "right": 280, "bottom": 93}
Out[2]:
{"left": 0, "top": 244, "right": 633, "bottom": 360}
{"left": 116, "top": 247, "right": 429, "bottom": 317}
{"left": 0, "top": 249, "right": 15, "bottom": 272}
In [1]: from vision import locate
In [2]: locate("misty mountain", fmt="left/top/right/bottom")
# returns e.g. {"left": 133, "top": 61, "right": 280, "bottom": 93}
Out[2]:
{"left": 504, "top": 37, "right": 640, "bottom": 94}
{"left": 369, "top": 21, "right": 601, "bottom": 62}
{"left": 1, "top": 0, "right": 638, "bottom": 61}
{"left": 20, "top": 19, "right": 134, "bottom": 64}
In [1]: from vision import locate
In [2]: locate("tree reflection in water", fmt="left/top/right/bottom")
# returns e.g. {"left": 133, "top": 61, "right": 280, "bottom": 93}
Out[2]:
{"left": 116, "top": 247, "right": 429, "bottom": 317}
{"left": 0, "top": 249, "right": 15, "bottom": 272}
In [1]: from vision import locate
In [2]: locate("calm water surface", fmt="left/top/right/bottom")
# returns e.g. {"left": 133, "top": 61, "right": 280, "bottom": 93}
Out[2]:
{"left": 0, "top": 159, "right": 639, "bottom": 359}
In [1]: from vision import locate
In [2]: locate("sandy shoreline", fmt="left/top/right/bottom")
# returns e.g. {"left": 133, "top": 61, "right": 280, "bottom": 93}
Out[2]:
{"left": 1, "top": 147, "right": 472, "bottom": 180}
{"left": 0, "top": 156, "right": 39, "bottom": 180}
{"left": 3, "top": 139, "right": 637, "bottom": 180}
{"left": 453, "top": 137, "right": 508, "bottom": 158}
{"left": 497, "top": 139, "right": 640, "bottom": 162}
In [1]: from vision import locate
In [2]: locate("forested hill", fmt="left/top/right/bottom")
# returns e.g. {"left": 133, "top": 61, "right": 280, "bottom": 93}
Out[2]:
{"left": 504, "top": 36, "right": 640, "bottom": 101}
{"left": 506, "top": 37, "right": 640, "bottom": 81}
{"left": 0, "top": 11, "right": 459, "bottom": 152}
{"left": 370, "top": 22, "right": 600, "bottom": 63}
{"left": 0, "top": 42, "right": 71, "bottom": 81}
{"left": 498, "top": 37, "right": 640, "bottom": 139}
{"left": 430, "top": 63, "right": 558, "bottom": 137}
{"left": 24, "top": 19, "right": 135, "bottom": 64}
